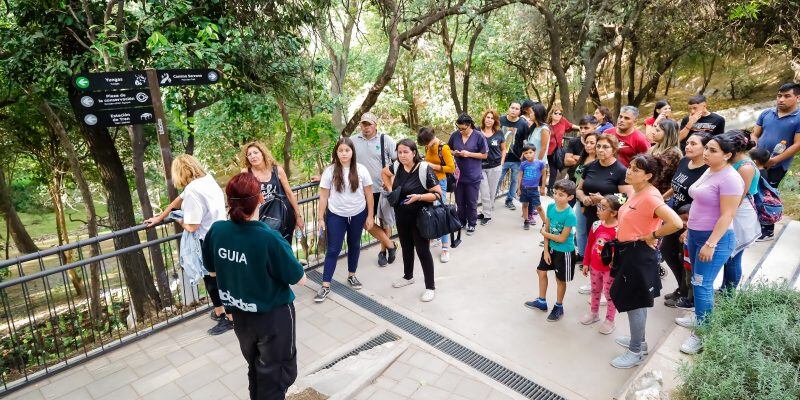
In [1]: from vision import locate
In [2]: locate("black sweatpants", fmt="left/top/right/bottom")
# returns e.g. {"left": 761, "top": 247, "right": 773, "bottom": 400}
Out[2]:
{"left": 396, "top": 212, "right": 436, "bottom": 289}
{"left": 203, "top": 275, "right": 223, "bottom": 308}
{"left": 660, "top": 229, "right": 688, "bottom": 297}
{"left": 231, "top": 304, "right": 298, "bottom": 400}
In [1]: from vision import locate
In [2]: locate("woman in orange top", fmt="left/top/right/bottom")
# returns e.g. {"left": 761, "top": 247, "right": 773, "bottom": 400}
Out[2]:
{"left": 418, "top": 126, "right": 456, "bottom": 262}
{"left": 609, "top": 154, "right": 682, "bottom": 369}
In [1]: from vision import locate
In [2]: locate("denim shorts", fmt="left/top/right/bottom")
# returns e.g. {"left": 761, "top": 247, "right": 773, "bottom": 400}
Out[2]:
{"left": 520, "top": 186, "right": 541, "bottom": 207}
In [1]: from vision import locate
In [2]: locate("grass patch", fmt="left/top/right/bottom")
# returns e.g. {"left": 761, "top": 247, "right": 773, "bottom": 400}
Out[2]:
{"left": 779, "top": 157, "right": 800, "bottom": 220}
{"left": 0, "top": 203, "right": 109, "bottom": 246}
{"left": 676, "top": 284, "right": 800, "bottom": 400}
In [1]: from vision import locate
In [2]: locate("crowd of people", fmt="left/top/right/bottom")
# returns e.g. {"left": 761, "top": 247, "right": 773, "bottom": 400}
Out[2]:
{"left": 145, "top": 82, "right": 799, "bottom": 399}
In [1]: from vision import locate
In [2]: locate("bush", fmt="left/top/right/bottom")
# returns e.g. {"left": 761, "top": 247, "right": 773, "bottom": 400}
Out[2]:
{"left": 676, "top": 284, "right": 800, "bottom": 400}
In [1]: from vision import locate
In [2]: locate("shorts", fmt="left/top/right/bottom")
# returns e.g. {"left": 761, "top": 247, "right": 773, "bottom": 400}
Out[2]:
{"left": 537, "top": 248, "right": 577, "bottom": 282}
{"left": 519, "top": 187, "right": 541, "bottom": 207}
{"left": 373, "top": 192, "right": 396, "bottom": 227}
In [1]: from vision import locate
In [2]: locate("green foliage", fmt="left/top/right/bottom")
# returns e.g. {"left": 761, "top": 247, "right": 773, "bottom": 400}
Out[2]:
{"left": 677, "top": 284, "right": 800, "bottom": 400}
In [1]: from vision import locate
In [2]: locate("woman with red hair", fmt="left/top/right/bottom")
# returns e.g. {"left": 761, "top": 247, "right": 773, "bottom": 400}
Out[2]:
{"left": 202, "top": 172, "right": 307, "bottom": 400}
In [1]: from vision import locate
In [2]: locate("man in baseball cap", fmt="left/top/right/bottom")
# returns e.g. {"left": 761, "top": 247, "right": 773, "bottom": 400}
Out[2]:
{"left": 351, "top": 111, "right": 398, "bottom": 267}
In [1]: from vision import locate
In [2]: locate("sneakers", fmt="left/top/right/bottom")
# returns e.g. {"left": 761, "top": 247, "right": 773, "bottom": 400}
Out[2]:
{"left": 480, "top": 217, "right": 491, "bottom": 225}
{"left": 614, "top": 336, "right": 649, "bottom": 355}
{"left": 430, "top": 239, "right": 441, "bottom": 248}
{"left": 392, "top": 277, "right": 415, "bottom": 288}
{"left": 210, "top": 310, "right": 224, "bottom": 322}
{"left": 527, "top": 217, "right": 537, "bottom": 226}
{"left": 580, "top": 312, "right": 600, "bottom": 325}
{"left": 378, "top": 251, "right": 388, "bottom": 267}
{"left": 207, "top": 317, "right": 234, "bottom": 335}
{"left": 420, "top": 289, "right": 435, "bottom": 302}
{"left": 314, "top": 286, "right": 331, "bottom": 302}
{"left": 523, "top": 220, "right": 531, "bottom": 230}
{"left": 387, "top": 242, "right": 398, "bottom": 263}
{"left": 675, "top": 314, "right": 697, "bottom": 329}
{"left": 578, "top": 284, "right": 591, "bottom": 295}
{"left": 546, "top": 305, "right": 564, "bottom": 322}
{"left": 598, "top": 319, "right": 615, "bottom": 335}
{"left": 610, "top": 350, "right": 644, "bottom": 369}
{"left": 755, "top": 233, "right": 774, "bottom": 242}
{"left": 466, "top": 225, "right": 476, "bottom": 235}
{"left": 440, "top": 249, "right": 450, "bottom": 263}
{"left": 505, "top": 201, "right": 516, "bottom": 210}
{"left": 676, "top": 297, "right": 694, "bottom": 310}
{"left": 664, "top": 289, "right": 681, "bottom": 301}
{"left": 680, "top": 332, "right": 703, "bottom": 354}
{"left": 524, "top": 298, "right": 548, "bottom": 311}
{"left": 347, "top": 276, "right": 362, "bottom": 290}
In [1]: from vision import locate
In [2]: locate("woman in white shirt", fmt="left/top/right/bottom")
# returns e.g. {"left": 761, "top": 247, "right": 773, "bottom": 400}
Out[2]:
{"left": 314, "top": 137, "right": 374, "bottom": 302}
{"left": 145, "top": 154, "right": 231, "bottom": 335}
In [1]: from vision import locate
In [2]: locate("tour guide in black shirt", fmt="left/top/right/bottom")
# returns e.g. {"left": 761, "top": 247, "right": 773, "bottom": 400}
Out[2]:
{"left": 202, "top": 172, "right": 306, "bottom": 400}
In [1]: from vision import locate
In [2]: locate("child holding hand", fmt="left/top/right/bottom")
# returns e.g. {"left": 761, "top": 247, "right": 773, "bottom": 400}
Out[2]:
{"left": 580, "top": 194, "right": 624, "bottom": 334}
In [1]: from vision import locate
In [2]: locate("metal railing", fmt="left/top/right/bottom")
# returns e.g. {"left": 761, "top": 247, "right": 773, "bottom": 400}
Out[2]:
{"left": 0, "top": 175, "right": 512, "bottom": 395}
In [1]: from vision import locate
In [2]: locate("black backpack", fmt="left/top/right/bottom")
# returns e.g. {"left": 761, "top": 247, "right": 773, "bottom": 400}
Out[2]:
{"left": 257, "top": 167, "right": 296, "bottom": 239}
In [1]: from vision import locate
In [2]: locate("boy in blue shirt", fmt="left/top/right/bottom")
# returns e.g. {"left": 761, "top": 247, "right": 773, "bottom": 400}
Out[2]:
{"left": 525, "top": 179, "right": 577, "bottom": 321}
{"left": 517, "top": 145, "right": 547, "bottom": 230}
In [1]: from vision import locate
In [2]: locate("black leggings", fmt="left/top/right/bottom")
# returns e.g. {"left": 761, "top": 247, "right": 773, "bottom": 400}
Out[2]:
{"left": 203, "top": 275, "right": 223, "bottom": 308}
{"left": 396, "top": 213, "right": 436, "bottom": 289}
{"left": 660, "top": 229, "right": 688, "bottom": 297}
{"left": 547, "top": 153, "right": 559, "bottom": 191}
{"left": 231, "top": 304, "right": 297, "bottom": 400}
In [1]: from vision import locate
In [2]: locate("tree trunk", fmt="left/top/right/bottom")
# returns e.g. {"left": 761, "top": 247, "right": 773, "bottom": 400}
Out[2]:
{"left": 0, "top": 164, "right": 38, "bottom": 254}
{"left": 441, "top": 19, "right": 463, "bottom": 115}
{"left": 277, "top": 98, "right": 293, "bottom": 180}
{"left": 49, "top": 173, "right": 86, "bottom": 296}
{"left": 320, "top": 2, "right": 357, "bottom": 134}
{"left": 627, "top": 39, "right": 639, "bottom": 105}
{"left": 664, "top": 66, "right": 675, "bottom": 96}
{"left": 128, "top": 125, "right": 172, "bottom": 307}
{"left": 462, "top": 22, "right": 484, "bottom": 114}
{"left": 80, "top": 124, "right": 162, "bottom": 320}
{"left": 699, "top": 54, "right": 716, "bottom": 95}
{"left": 613, "top": 41, "right": 624, "bottom": 117}
{"left": 185, "top": 108, "right": 196, "bottom": 155}
{"left": 38, "top": 100, "right": 103, "bottom": 319}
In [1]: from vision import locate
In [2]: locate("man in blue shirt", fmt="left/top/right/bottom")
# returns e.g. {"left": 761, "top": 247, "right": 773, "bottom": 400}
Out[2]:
{"left": 752, "top": 82, "right": 800, "bottom": 240}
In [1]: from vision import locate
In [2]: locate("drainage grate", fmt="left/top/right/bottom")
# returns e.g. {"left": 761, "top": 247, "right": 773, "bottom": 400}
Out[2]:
{"left": 315, "top": 330, "right": 401, "bottom": 372}
{"left": 307, "top": 270, "right": 565, "bottom": 400}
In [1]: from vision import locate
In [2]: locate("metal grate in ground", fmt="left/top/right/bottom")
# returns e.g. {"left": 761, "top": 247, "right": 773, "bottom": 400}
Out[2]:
{"left": 315, "top": 330, "right": 401, "bottom": 372}
{"left": 307, "top": 270, "right": 565, "bottom": 400}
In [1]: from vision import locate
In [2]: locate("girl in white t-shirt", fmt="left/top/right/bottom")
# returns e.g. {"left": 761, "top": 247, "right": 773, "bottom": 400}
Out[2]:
{"left": 145, "top": 154, "right": 231, "bottom": 335}
{"left": 314, "top": 137, "right": 374, "bottom": 302}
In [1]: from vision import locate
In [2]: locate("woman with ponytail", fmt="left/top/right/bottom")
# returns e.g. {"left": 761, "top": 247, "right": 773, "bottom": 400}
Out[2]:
{"left": 314, "top": 137, "right": 374, "bottom": 302}
{"left": 202, "top": 172, "right": 307, "bottom": 400}
{"left": 720, "top": 130, "right": 761, "bottom": 291}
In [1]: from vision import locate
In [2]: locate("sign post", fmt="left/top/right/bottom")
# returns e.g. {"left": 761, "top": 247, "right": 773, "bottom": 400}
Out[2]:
{"left": 145, "top": 68, "right": 179, "bottom": 201}
{"left": 70, "top": 67, "right": 221, "bottom": 202}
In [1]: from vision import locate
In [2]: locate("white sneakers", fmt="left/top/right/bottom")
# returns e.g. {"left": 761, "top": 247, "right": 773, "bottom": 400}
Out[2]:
{"left": 392, "top": 277, "right": 415, "bottom": 288}
{"left": 675, "top": 314, "right": 697, "bottom": 329}
{"left": 680, "top": 332, "right": 703, "bottom": 354}
{"left": 440, "top": 249, "right": 450, "bottom": 263}
{"left": 392, "top": 277, "right": 435, "bottom": 302}
{"left": 578, "top": 284, "right": 591, "bottom": 294}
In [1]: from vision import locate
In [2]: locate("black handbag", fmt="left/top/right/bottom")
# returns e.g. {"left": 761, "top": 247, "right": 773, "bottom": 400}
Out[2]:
{"left": 416, "top": 193, "right": 463, "bottom": 240}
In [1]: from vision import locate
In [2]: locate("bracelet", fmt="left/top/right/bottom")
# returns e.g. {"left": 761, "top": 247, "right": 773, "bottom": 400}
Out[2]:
{"left": 704, "top": 242, "right": 717, "bottom": 248}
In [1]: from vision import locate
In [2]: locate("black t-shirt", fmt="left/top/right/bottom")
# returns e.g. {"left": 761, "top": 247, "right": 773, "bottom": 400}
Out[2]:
{"left": 669, "top": 157, "right": 709, "bottom": 211}
{"left": 565, "top": 137, "right": 585, "bottom": 181}
{"left": 679, "top": 112, "right": 725, "bottom": 149}
{"left": 390, "top": 162, "right": 439, "bottom": 216}
{"left": 581, "top": 160, "right": 627, "bottom": 222}
{"left": 482, "top": 131, "right": 505, "bottom": 169}
{"left": 500, "top": 115, "right": 529, "bottom": 163}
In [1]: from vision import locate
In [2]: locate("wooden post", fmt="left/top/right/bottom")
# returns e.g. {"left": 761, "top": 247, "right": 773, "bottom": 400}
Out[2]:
{"left": 145, "top": 68, "right": 178, "bottom": 201}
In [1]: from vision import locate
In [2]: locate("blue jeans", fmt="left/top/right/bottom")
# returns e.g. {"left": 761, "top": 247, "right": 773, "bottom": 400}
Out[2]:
{"left": 574, "top": 203, "right": 588, "bottom": 256}
{"left": 687, "top": 229, "right": 735, "bottom": 324}
{"left": 322, "top": 208, "right": 368, "bottom": 283}
{"left": 721, "top": 249, "right": 744, "bottom": 291}
{"left": 437, "top": 178, "right": 450, "bottom": 246}
{"left": 497, "top": 161, "right": 520, "bottom": 203}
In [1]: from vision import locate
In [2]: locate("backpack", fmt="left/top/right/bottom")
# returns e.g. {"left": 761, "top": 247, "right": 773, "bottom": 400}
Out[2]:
{"left": 392, "top": 161, "right": 430, "bottom": 188}
{"left": 257, "top": 167, "right": 295, "bottom": 239}
{"left": 753, "top": 176, "right": 783, "bottom": 225}
{"left": 437, "top": 144, "right": 457, "bottom": 193}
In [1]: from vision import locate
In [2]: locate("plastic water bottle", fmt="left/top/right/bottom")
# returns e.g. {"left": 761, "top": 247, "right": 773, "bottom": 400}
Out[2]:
{"left": 294, "top": 229, "right": 304, "bottom": 239}
{"left": 772, "top": 140, "right": 787, "bottom": 156}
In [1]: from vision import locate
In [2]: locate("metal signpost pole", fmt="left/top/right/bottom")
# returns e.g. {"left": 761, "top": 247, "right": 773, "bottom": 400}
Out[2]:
{"left": 145, "top": 68, "right": 179, "bottom": 201}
